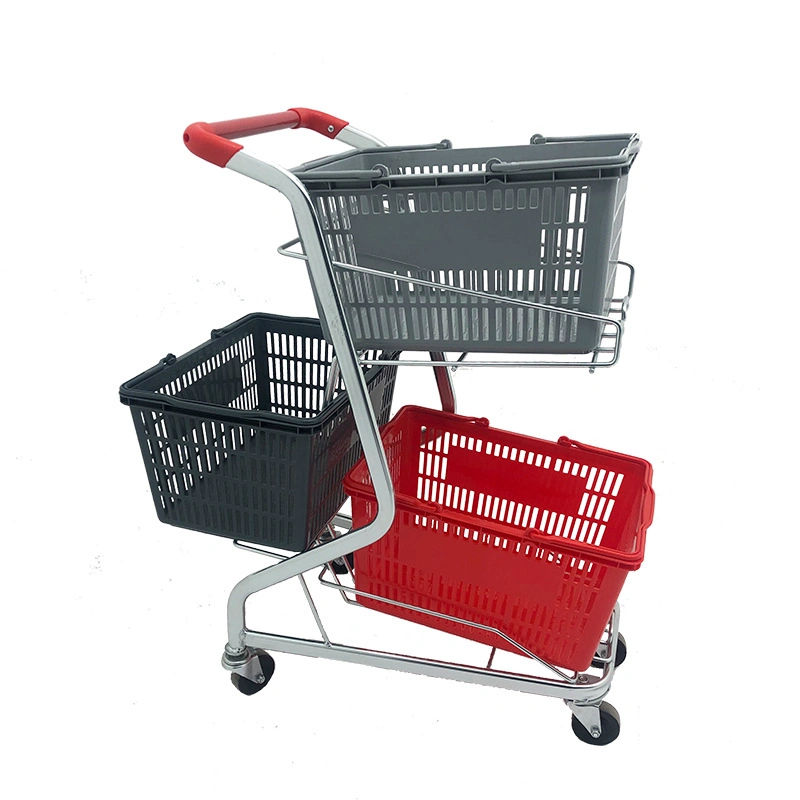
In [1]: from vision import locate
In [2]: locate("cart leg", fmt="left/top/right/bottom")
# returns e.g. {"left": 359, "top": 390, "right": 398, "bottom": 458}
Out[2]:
{"left": 217, "top": 154, "right": 398, "bottom": 658}
{"left": 324, "top": 356, "right": 341, "bottom": 405}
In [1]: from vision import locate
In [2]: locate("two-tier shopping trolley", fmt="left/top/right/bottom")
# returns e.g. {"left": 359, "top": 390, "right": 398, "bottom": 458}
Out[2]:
{"left": 121, "top": 107, "right": 654, "bottom": 745}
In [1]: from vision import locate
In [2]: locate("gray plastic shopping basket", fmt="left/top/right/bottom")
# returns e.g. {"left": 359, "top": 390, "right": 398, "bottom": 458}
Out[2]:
{"left": 292, "top": 134, "right": 639, "bottom": 354}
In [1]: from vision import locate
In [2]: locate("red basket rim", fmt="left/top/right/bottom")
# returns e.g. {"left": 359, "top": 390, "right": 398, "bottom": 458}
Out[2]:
{"left": 344, "top": 405, "right": 654, "bottom": 571}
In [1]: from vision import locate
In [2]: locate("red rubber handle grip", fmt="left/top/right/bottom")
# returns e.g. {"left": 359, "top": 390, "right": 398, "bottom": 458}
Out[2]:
{"left": 183, "top": 108, "right": 349, "bottom": 167}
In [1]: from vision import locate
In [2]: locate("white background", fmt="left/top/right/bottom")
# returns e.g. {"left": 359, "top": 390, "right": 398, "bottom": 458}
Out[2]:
{"left": 3, "top": 2, "right": 797, "bottom": 796}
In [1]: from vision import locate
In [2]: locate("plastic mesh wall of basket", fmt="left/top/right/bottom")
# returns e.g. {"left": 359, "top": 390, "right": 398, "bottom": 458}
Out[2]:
{"left": 294, "top": 136, "right": 637, "bottom": 355}
{"left": 120, "top": 313, "right": 398, "bottom": 551}
{"left": 344, "top": 406, "right": 654, "bottom": 672}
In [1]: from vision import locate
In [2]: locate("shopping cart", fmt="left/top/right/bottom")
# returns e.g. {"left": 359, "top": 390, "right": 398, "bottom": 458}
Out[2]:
{"left": 122, "top": 107, "right": 653, "bottom": 745}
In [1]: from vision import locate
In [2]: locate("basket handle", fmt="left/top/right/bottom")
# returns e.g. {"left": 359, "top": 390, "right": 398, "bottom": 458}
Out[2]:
{"left": 557, "top": 436, "right": 648, "bottom": 467}
{"left": 520, "top": 524, "right": 647, "bottom": 571}
{"left": 559, "top": 435, "right": 655, "bottom": 532}
{"left": 184, "top": 108, "right": 382, "bottom": 167}
{"left": 640, "top": 483, "right": 656, "bottom": 531}
{"left": 488, "top": 133, "right": 640, "bottom": 174}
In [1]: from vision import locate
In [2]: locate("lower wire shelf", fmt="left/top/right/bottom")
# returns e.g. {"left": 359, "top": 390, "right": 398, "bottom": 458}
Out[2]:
{"left": 227, "top": 513, "right": 627, "bottom": 746}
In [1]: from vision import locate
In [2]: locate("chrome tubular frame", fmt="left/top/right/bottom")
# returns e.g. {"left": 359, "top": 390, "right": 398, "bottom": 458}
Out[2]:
{"left": 210, "top": 132, "right": 629, "bottom": 741}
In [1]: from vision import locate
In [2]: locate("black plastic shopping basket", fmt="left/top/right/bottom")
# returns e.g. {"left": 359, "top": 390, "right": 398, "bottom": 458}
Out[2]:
{"left": 120, "top": 313, "right": 398, "bottom": 551}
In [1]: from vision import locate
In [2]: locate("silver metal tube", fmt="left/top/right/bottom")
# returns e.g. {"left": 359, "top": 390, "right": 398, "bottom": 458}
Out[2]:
{"left": 359, "top": 356, "right": 620, "bottom": 369}
{"left": 317, "top": 565, "right": 361, "bottom": 606}
{"left": 617, "top": 260, "right": 635, "bottom": 299}
{"left": 321, "top": 523, "right": 356, "bottom": 603}
{"left": 339, "top": 262, "right": 622, "bottom": 326}
{"left": 223, "top": 152, "right": 396, "bottom": 651}
{"left": 241, "top": 631, "right": 610, "bottom": 702}
{"left": 232, "top": 540, "right": 290, "bottom": 560}
{"left": 331, "top": 513, "right": 352, "bottom": 529}
{"left": 315, "top": 573, "right": 574, "bottom": 680}
{"left": 336, "top": 125, "right": 386, "bottom": 149}
{"left": 277, "top": 237, "right": 628, "bottom": 369}
{"left": 278, "top": 240, "right": 621, "bottom": 325}
{"left": 324, "top": 356, "right": 340, "bottom": 405}
{"left": 429, "top": 352, "right": 456, "bottom": 413}
{"left": 298, "top": 574, "right": 330, "bottom": 646}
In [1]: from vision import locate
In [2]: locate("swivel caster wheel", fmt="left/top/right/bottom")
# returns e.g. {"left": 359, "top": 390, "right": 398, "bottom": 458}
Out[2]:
{"left": 571, "top": 701, "right": 620, "bottom": 746}
{"left": 592, "top": 633, "right": 627, "bottom": 670}
{"left": 332, "top": 552, "right": 355, "bottom": 575}
{"left": 230, "top": 650, "right": 275, "bottom": 696}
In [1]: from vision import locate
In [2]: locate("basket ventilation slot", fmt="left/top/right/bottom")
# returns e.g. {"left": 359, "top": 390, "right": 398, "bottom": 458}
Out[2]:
{"left": 411, "top": 427, "right": 627, "bottom": 571}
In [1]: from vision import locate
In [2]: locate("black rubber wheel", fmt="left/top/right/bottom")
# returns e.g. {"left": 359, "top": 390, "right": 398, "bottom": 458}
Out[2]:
{"left": 230, "top": 650, "right": 275, "bottom": 696}
{"left": 332, "top": 552, "right": 355, "bottom": 575}
{"left": 592, "top": 633, "right": 627, "bottom": 670}
{"left": 571, "top": 701, "right": 621, "bottom": 746}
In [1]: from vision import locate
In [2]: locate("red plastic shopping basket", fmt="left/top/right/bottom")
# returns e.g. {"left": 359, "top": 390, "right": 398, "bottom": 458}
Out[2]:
{"left": 343, "top": 407, "right": 655, "bottom": 672}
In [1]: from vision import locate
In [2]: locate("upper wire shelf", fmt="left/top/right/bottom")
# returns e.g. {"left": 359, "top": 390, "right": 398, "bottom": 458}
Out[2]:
{"left": 278, "top": 237, "right": 634, "bottom": 372}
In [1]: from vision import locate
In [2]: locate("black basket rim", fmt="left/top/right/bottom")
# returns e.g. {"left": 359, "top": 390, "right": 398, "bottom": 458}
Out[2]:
{"left": 119, "top": 312, "right": 398, "bottom": 433}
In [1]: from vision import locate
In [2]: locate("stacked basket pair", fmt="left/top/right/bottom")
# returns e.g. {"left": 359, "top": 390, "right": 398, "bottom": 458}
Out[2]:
{"left": 298, "top": 132, "right": 654, "bottom": 672}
